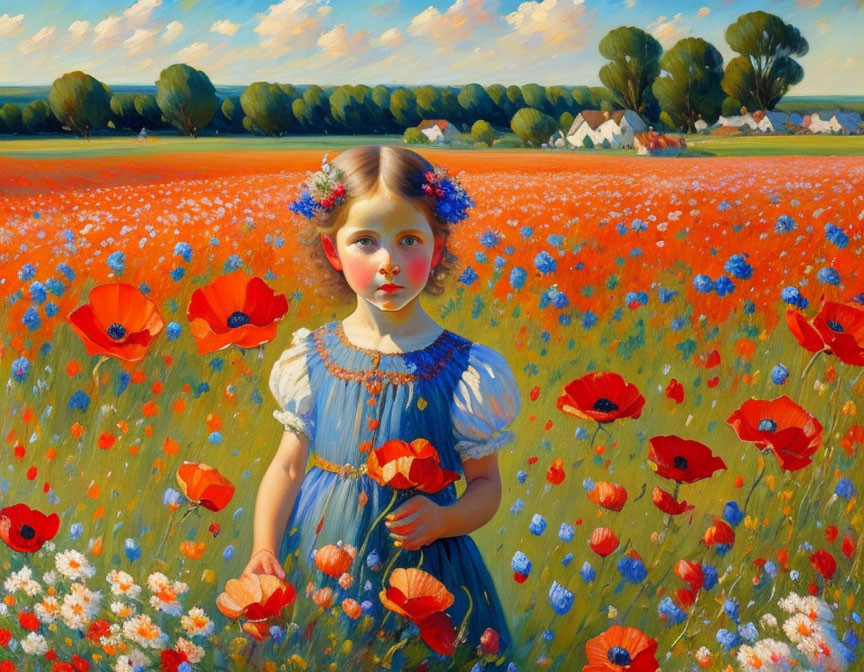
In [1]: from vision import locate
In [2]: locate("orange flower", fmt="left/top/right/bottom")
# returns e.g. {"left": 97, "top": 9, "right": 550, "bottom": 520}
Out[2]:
{"left": 379, "top": 568, "right": 457, "bottom": 656}
{"left": 702, "top": 516, "right": 735, "bottom": 550}
{"left": 314, "top": 544, "right": 356, "bottom": 578}
{"left": 68, "top": 283, "right": 164, "bottom": 362}
{"left": 366, "top": 439, "right": 460, "bottom": 494}
{"left": 216, "top": 574, "right": 296, "bottom": 641}
{"left": 588, "top": 527, "right": 619, "bottom": 557}
{"left": 341, "top": 598, "right": 362, "bottom": 619}
{"left": 546, "top": 458, "right": 565, "bottom": 485}
{"left": 186, "top": 270, "right": 289, "bottom": 355}
{"left": 176, "top": 462, "right": 235, "bottom": 512}
{"left": 587, "top": 481, "right": 628, "bottom": 511}
{"left": 179, "top": 541, "right": 206, "bottom": 559}
{"left": 311, "top": 587, "right": 333, "bottom": 609}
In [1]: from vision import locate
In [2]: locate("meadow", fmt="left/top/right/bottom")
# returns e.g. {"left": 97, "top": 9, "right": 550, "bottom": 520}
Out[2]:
{"left": 0, "top": 148, "right": 861, "bottom": 672}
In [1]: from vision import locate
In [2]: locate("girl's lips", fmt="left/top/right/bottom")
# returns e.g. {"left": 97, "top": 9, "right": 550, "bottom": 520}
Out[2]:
{"left": 379, "top": 284, "right": 404, "bottom": 292}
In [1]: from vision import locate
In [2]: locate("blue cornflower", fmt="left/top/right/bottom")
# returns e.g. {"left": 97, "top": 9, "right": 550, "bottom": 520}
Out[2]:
{"left": 516, "top": 470, "right": 528, "bottom": 483}
{"left": 510, "top": 499, "right": 524, "bottom": 514}
{"left": 718, "top": 200, "right": 732, "bottom": 211}
{"left": 715, "top": 276, "right": 735, "bottom": 296}
{"left": 494, "top": 256, "right": 506, "bottom": 271}
{"left": 18, "top": 263, "right": 37, "bottom": 281}
{"left": 771, "top": 364, "right": 789, "bottom": 384}
{"left": 520, "top": 226, "right": 533, "bottom": 239}
{"left": 288, "top": 190, "right": 319, "bottom": 219}
{"left": 208, "top": 432, "right": 222, "bottom": 444}
{"left": 124, "top": 538, "right": 141, "bottom": 562}
{"left": 166, "top": 322, "right": 181, "bottom": 340}
{"left": 46, "top": 278, "right": 65, "bottom": 297}
{"left": 547, "top": 233, "right": 564, "bottom": 247}
{"left": 106, "top": 251, "right": 126, "bottom": 275}
{"left": 12, "top": 356, "right": 31, "bottom": 382}
{"left": 224, "top": 254, "right": 243, "bottom": 271}
{"left": 824, "top": 223, "right": 848, "bottom": 249}
{"left": 223, "top": 545, "right": 235, "bottom": 561}
{"left": 835, "top": 478, "right": 856, "bottom": 499}
{"left": 743, "top": 299, "right": 756, "bottom": 314}
{"left": 459, "top": 266, "right": 478, "bottom": 285}
{"left": 631, "top": 218, "right": 647, "bottom": 232}
{"left": 479, "top": 230, "right": 501, "bottom": 248}
{"left": 724, "top": 254, "right": 753, "bottom": 280}
{"left": 580, "top": 561, "right": 595, "bottom": 583}
{"left": 361, "top": 600, "right": 374, "bottom": 613}
{"left": 616, "top": 556, "right": 648, "bottom": 584}
{"left": 703, "top": 565, "right": 718, "bottom": 590}
{"left": 558, "top": 523, "right": 574, "bottom": 542}
{"left": 582, "top": 476, "right": 595, "bottom": 491}
{"left": 70, "top": 523, "right": 83, "bottom": 539}
{"left": 658, "top": 288, "right": 677, "bottom": 303}
{"left": 723, "top": 501, "right": 745, "bottom": 528}
{"left": 716, "top": 628, "right": 741, "bottom": 650}
{"left": 162, "top": 488, "right": 183, "bottom": 506}
{"left": 763, "top": 561, "right": 778, "bottom": 577}
{"left": 561, "top": 553, "right": 573, "bottom": 567}
{"left": 781, "top": 286, "right": 808, "bottom": 309}
{"left": 574, "top": 427, "right": 589, "bottom": 441}
{"left": 542, "top": 629, "right": 554, "bottom": 642}
{"left": 170, "top": 267, "right": 185, "bottom": 281}
{"left": 723, "top": 599, "right": 740, "bottom": 623}
{"left": 269, "top": 625, "right": 285, "bottom": 644}
{"left": 529, "top": 514, "right": 546, "bottom": 536}
{"left": 693, "top": 274, "right": 714, "bottom": 293}
{"left": 174, "top": 241, "right": 193, "bottom": 261}
{"left": 22, "top": 307, "right": 41, "bottom": 331}
{"left": 509, "top": 266, "right": 527, "bottom": 290}
{"left": 367, "top": 550, "right": 382, "bottom": 571}
{"left": 582, "top": 310, "right": 597, "bottom": 329}
{"left": 548, "top": 581, "right": 574, "bottom": 615}
{"left": 29, "top": 281, "right": 47, "bottom": 304}
{"left": 775, "top": 215, "right": 796, "bottom": 233}
{"left": 658, "top": 597, "right": 687, "bottom": 625}
{"left": 625, "top": 291, "right": 648, "bottom": 306}
{"left": 139, "top": 282, "right": 151, "bottom": 295}
{"left": 475, "top": 251, "right": 488, "bottom": 264}
{"left": 616, "top": 223, "right": 628, "bottom": 235}
{"left": 56, "top": 262, "right": 75, "bottom": 281}
{"left": 817, "top": 267, "right": 840, "bottom": 285}
{"left": 790, "top": 569, "right": 800, "bottom": 581}
{"left": 511, "top": 551, "right": 531, "bottom": 575}
{"left": 534, "top": 251, "right": 557, "bottom": 275}
{"left": 68, "top": 390, "right": 91, "bottom": 413}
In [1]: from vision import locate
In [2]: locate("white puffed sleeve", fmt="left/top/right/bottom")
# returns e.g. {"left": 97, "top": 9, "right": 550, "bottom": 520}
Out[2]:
{"left": 451, "top": 343, "right": 521, "bottom": 461}
{"left": 268, "top": 327, "right": 315, "bottom": 442}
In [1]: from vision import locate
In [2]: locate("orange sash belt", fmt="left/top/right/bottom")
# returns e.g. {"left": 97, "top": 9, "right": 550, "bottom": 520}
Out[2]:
{"left": 312, "top": 455, "right": 368, "bottom": 479}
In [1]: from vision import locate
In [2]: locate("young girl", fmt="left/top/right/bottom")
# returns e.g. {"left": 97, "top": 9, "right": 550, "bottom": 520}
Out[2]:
{"left": 242, "top": 145, "right": 521, "bottom": 660}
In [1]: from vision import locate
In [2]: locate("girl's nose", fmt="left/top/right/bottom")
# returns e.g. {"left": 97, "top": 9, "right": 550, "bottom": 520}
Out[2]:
{"left": 379, "top": 265, "right": 400, "bottom": 276}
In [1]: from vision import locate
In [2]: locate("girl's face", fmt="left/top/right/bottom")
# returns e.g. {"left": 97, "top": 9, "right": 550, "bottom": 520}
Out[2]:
{"left": 322, "top": 188, "right": 444, "bottom": 312}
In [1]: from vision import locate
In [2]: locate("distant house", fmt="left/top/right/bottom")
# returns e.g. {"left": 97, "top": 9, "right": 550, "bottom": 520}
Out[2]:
{"left": 711, "top": 113, "right": 758, "bottom": 133}
{"left": 548, "top": 129, "right": 567, "bottom": 148}
{"left": 566, "top": 110, "right": 647, "bottom": 149}
{"left": 417, "top": 119, "right": 460, "bottom": 143}
{"left": 808, "top": 110, "right": 862, "bottom": 134}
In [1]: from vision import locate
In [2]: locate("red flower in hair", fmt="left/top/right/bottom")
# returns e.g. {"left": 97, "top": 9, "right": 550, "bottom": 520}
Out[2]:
{"left": 812, "top": 301, "right": 864, "bottom": 366}
{"left": 0, "top": 503, "right": 60, "bottom": 553}
{"left": 727, "top": 396, "right": 823, "bottom": 471}
{"left": 556, "top": 372, "right": 645, "bottom": 424}
{"left": 647, "top": 435, "right": 726, "bottom": 483}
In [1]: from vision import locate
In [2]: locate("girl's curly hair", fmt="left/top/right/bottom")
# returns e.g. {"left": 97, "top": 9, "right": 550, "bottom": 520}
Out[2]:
{"left": 296, "top": 145, "right": 460, "bottom": 304}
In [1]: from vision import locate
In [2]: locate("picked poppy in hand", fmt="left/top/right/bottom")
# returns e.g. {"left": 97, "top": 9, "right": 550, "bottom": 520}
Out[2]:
{"left": 379, "top": 568, "right": 457, "bottom": 656}
{"left": 216, "top": 573, "right": 297, "bottom": 641}
{"left": 366, "top": 439, "right": 460, "bottom": 494}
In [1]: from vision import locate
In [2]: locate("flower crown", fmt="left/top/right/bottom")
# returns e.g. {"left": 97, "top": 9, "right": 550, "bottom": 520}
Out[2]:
{"left": 288, "top": 153, "right": 475, "bottom": 225}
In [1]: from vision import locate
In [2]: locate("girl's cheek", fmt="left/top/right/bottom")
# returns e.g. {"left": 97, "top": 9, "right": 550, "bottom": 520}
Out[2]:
{"left": 343, "top": 256, "right": 379, "bottom": 292}
{"left": 404, "top": 253, "right": 431, "bottom": 287}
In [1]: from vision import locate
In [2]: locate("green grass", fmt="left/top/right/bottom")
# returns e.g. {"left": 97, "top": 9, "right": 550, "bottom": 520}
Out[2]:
{"left": 682, "top": 134, "right": 864, "bottom": 157}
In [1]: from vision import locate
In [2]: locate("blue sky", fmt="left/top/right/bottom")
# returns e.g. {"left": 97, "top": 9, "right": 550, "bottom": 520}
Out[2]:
{"left": 0, "top": 0, "right": 860, "bottom": 94}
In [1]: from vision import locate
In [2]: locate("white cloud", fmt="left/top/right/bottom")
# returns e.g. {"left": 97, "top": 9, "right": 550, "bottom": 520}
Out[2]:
{"left": 696, "top": 6, "right": 710, "bottom": 18}
{"left": 497, "top": 0, "right": 595, "bottom": 63}
{"left": 649, "top": 12, "right": 690, "bottom": 49}
{"left": 210, "top": 19, "right": 240, "bottom": 35}
{"left": 408, "top": 0, "right": 499, "bottom": 51}
{"left": 317, "top": 23, "right": 371, "bottom": 59}
{"left": 92, "top": 15, "right": 123, "bottom": 51}
{"left": 124, "top": 27, "right": 158, "bottom": 54}
{"left": 163, "top": 20, "right": 183, "bottom": 43}
{"left": 177, "top": 41, "right": 213, "bottom": 63}
{"left": 21, "top": 25, "right": 56, "bottom": 55}
{"left": 124, "top": 0, "right": 162, "bottom": 26}
{"left": 372, "top": 27, "right": 404, "bottom": 48}
{"left": 0, "top": 13, "right": 25, "bottom": 38}
{"left": 254, "top": 0, "right": 324, "bottom": 57}
{"left": 67, "top": 20, "right": 91, "bottom": 49}
{"left": 816, "top": 17, "right": 832, "bottom": 35}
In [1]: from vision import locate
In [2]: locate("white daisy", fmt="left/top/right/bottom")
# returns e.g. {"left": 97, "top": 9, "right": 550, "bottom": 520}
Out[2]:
{"left": 760, "top": 612, "right": 778, "bottom": 628}
{"left": 111, "top": 601, "right": 137, "bottom": 619}
{"left": 175, "top": 636, "right": 205, "bottom": 663}
{"left": 4, "top": 566, "right": 42, "bottom": 596}
{"left": 55, "top": 549, "right": 96, "bottom": 580}
{"left": 180, "top": 606, "right": 214, "bottom": 637}
{"left": 20, "top": 631, "right": 48, "bottom": 655}
{"left": 107, "top": 569, "right": 141, "bottom": 599}
{"left": 60, "top": 593, "right": 92, "bottom": 630}
{"left": 122, "top": 614, "right": 168, "bottom": 650}
{"left": 34, "top": 595, "right": 61, "bottom": 624}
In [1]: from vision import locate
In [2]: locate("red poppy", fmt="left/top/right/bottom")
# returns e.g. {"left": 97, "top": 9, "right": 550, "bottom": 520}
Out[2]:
{"left": 587, "top": 482, "right": 628, "bottom": 511}
{"left": 546, "top": 458, "right": 565, "bottom": 485}
{"left": 68, "top": 283, "right": 164, "bottom": 363}
{"left": 727, "top": 396, "right": 823, "bottom": 471}
{"left": 480, "top": 628, "right": 500, "bottom": 655}
{"left": 812, "top": 301, "right": 864, "bottom": 366}
{"left": 673, "top": 559, "right": 704, "bottom": 593}
{"left": 186, "top": 270, "right": 289, "bottom": 355}
{"left": 785, "top": 308, "right": 826, "bottom": 353}
{"left": 176, "top": 462, "right": 236, "bottom": 512}
{"left": 664, "top": 379, "right": 684, "bottom": 404}
{"left": 588, "top": 527, "right": 619, "bottom": 557}
{"left": 651, "top": 487, "right": 694, "bottom": 515}
{"left": 647, "top": 436, "right": 726, "bottom": 484}
{"left": 842, "top": 535, "right": 856, "bottom": 559}
{"left": 809, "top": 549, "right": 837, "bottom": 580}
{"left": 582, "top": 624, "right": 659, "bottom": 672}
{"left": 556, "top": 372, "right": 646, "bottom": 424}
{"left": 314, "top": 544, "right": 356, "bottom": 578}
{"left": 379, "top": 568, "right": 457, "bottom": 656}
{"left": 160, "top": 650, "right": 189, "bottom": 672}
{"left": 18, "top": 612, "right": 39, "bottom": 631}
{"left": 675, "top": 588, "right": 697, "bottom": 610}
{"left": 366, "top": 439, "right": 460, "bottom": 494}
{"left": 702, "top": 516, "right": 735, "bottom": 549}
{"left": 0, "top": 503, "right": 60, "bottom": 553}
{"left": 216, "top": 574, "right": 297, "bottom": 641}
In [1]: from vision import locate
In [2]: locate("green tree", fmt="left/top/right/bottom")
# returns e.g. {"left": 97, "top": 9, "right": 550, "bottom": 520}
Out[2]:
{"left": 22, "top": 100, "right": 60, "bottom": 133}
{"left": 652, "top": 37, "right": 725, "bottom": 131}
{"left": 390, "top": 87, "right": 421, "bottom": 129}
{"left": 134, "top": 94, "right": 163, "bottom": 129}
{"left": 521, "top": 83, "right": 549, "bottom": 114}
{"left": 414, "top": 85, "right": 441, "bottom": 120}
{"left": 110, "top": 93, "right": 144, "bottom": 131}
{"left": 240, "top": 82, "right": 293, "bottom": 136}
{"left": 560, "top": 111, "right": 575, "bottom": 133}
{"left": 598, "top": 26, "right": 662, "bottom": 113}
{"left": 504, "top": 85, "right": 525, "bottom": 118}
{"left": 722, "top": 11, "right": 808, "bottom": 111}
{"left": 403, "top": 127, "right": 430, "bottom": 144}
{"left": 439, "top": 86, "right": 463, "bottom": 125}
{"left": 721, "top": 96, "right": 743, "bottom": 116}
{"left": 458, "top": 83, "right": 495, "bottom": 123}
{"left": 48, "top": 71, "right": 112, "bottom": 137}
{"left": 546, "top": 86, "right": 572, "bottom": 116}
{"left": 572, "top": 85, "right": 595, "bottom": 111}
{"left": 0, "top": 103, "right": 23, "bottom": 134}
{"left": 510, "top": 107, "right": 558, "bottom": 147}
{"left": 302, "top": 85, "right": 331, "bottom": 133}
{"left": 155, "top": 63, "right": 218, "bottom": 137}
{"left": 470, "top": 119, "right": 496, "bottom": 146}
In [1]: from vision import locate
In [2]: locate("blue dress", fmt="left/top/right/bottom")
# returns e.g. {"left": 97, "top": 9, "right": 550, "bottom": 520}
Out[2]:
{"left": 268, "top": 319, "right": 521, "bottom": 656}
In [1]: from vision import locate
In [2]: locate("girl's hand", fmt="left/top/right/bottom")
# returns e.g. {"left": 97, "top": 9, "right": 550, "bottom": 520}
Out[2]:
{"left": 242, "top": 548, "right": 286, "bottom": 580}
{"left": 385, "top": 495, "right": 448, "bottom": 551}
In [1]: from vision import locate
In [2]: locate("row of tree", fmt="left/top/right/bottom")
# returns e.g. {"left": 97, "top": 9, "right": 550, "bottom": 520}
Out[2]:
{"left": 0, "top": 11, "right": 807, "bottom": 138}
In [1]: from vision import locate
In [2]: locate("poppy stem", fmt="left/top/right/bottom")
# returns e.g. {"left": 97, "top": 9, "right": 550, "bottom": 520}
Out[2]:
{"left": 457, "top": 585, "right": 473, "bottom": 643}
{"left": 590, "top": 423, "right": 602, "bottom": 450}
{"left": 357, "top": 490, "right": 399, "bottom": 562}
{"left": 382, "top": 547, "right": 403, "bottom": 585}
{"left": 744, "top": 463, "right": 767, "bottom": 511}
{"left": 416, "top": 548, "right": 424, "bottom": 570}
{"left": 91, "top": 355, "right": 110, "bottom": 388}
{"left": 800, "top": 349, "right": 824, "bottom": 381}
{"left": 380, "top": 636, "right": 409, "bottom": 669}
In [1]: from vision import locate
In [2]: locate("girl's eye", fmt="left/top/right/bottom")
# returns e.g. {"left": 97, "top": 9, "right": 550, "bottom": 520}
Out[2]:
{"left": 355, "top": 237, "right": 376, "bottom": 248}
{"left": 402, "top": 236, "right": 420, "bottom": 246}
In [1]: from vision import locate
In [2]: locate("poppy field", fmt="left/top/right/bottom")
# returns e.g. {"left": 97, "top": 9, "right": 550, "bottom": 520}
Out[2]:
{"left": 0, "top": 148, "right": 862, "bottom": 672}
